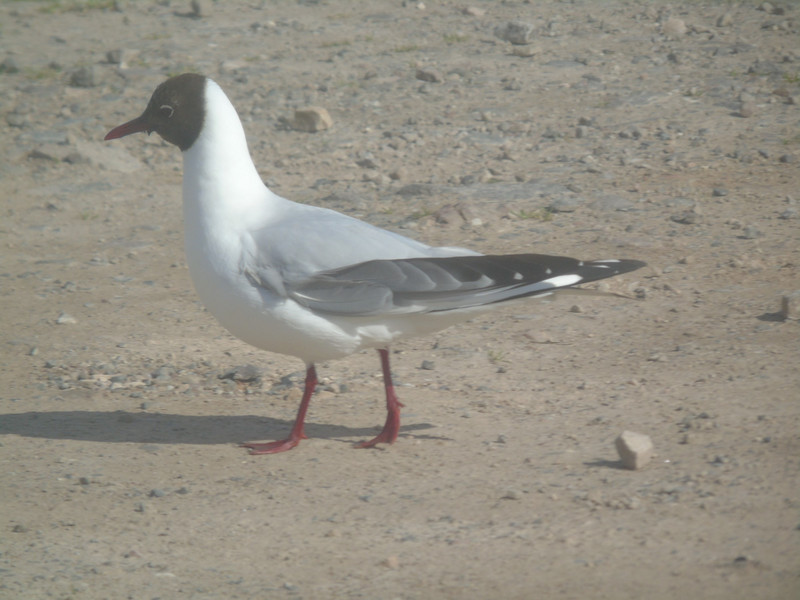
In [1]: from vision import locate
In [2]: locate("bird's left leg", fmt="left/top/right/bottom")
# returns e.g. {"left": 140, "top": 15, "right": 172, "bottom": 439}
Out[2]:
{"left": 356, "top": 348, "right": 404, "bottom": 448}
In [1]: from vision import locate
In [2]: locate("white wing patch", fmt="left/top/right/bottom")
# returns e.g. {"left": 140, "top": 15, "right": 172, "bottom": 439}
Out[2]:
{"left": 540, "top": 274, "right": 583, "bottom": 288}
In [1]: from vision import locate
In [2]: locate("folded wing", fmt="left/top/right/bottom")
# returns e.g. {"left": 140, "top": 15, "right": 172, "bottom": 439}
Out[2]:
{"left": 285, "top": 254, "right": 645, "bottom": 316}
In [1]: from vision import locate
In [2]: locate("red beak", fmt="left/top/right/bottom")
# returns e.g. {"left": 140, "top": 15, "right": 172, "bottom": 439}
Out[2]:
{"left": 104, "top": 115, "right": 151, "bottom": 141}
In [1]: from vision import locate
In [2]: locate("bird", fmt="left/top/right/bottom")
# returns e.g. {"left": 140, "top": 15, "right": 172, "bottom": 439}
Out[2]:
{"left": 105, "top": 73, "right": 645, "bottom": 454}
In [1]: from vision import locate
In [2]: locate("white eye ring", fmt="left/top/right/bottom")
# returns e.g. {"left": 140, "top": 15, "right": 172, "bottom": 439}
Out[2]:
{"left": 160, "top": 105, "right": 174, "bottom": 119}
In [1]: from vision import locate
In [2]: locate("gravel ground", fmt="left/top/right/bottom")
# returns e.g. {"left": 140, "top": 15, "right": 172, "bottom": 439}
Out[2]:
{"left": 1, "top": 1, "right": 798, "bottom": 598}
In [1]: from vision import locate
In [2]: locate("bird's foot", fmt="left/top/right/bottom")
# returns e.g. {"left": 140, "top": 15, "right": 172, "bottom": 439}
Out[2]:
{"left": 354, "top": 432, "right": 396, "bottom": 449}
{"left": 241, "top": 436, "right": 305, "bottom": 455}
{"left": 355, "top": 409, "right": 402, "bottom": 449}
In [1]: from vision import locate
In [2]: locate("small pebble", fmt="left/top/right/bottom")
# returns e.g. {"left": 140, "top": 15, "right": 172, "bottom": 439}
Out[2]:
{"left": 219, "top": 364, "right": 262, "bottom": 382}
{"left": 56, "top": 312, "right": 77, "bottom": 325}
{"left": 415, "top": 68, "right": 442, "bottom": 83}
{"left": 780, "top": 291, "right": 800, "bottom": 320}
{"left": 70, "top": 65, "right": 98, "bottom": 88}
{"left": 191, "top": 0, "right": 208, "bottom": 18}
{"left": 293, "top": 107, "right": 333, "bottom": 132}
{"left": 742, "top": 226, "right": 761, "bottom": 239}
{"left": 0, "top": 56, "right": 20, "bottom": 74}
{"left": 739, "top": 102, "right": 756, "bottom": 118}
{"left": 671, "top": 211, "right": 698, "bottom": 225}
{"left": 662, "top": 17, "right": 687, "bottom": 38}
{"left": 494, "top": 21, "right": 535, "bottom": 45}
{"left": 716, "top": 12, "right": 733, "bottom": 27}
{"left": 106, "top": 48, "right": 136, "bottom": 68}
{"left": 462, "top": 6, "right": 485, "bottom": 17}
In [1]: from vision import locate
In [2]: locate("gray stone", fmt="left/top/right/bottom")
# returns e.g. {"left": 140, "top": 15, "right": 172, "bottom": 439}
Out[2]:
{"left": 70, "top": 65, "right": 98, "bottom": 88}
{"left": 742, "top": 226, "right": 761, "bottom": 239}
{"left": 548, "top": 197, "right": 583, "bottom": 213}
{"left": 415, "top": 68, "right": 442, "bottom": 83}
{"left": 28, "top": 148, "right": 58, "bottom": 161}
{"left": 219, "top": 364, "right": 262, "bottom": 382}
{"left": 6, "top": 113, "right": 29, "bottom": 128}
{"left": 494, "top": 21, "right": 535, "bottom": 45}
{"left": 739, "top": 101, "right": 756, "bottom": 118}
{"left": 592, "top": 195, "right": 635, "bottom": 212}
{"left": 0, "top": 56, "right": 20, "bottom": 74}
{"left": 671, "top": 211, "right": 699, "bottom": 225}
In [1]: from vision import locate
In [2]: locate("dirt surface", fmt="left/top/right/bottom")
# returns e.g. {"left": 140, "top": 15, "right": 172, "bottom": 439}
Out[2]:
{"left": 1, "top": 1, "right": 799, "bottom": 598}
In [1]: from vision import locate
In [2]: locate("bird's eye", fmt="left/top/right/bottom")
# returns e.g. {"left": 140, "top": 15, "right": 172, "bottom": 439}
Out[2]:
{"left": 159, "top": 105, "right": 174, "bottom": 119}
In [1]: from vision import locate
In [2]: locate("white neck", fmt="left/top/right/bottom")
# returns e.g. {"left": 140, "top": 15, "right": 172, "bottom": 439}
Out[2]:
{"left": 181, "top": 78, "right": 274, "bottom": 229}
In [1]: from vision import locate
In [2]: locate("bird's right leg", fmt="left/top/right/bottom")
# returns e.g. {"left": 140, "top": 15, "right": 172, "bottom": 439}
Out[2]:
{"left": 241, "top": 364, "right": 317, "bottom": 454}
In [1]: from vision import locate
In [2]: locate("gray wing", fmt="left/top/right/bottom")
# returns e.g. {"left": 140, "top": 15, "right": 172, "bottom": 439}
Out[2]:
{"left": 285, "top": 254, "right": 646, "bottom": 316}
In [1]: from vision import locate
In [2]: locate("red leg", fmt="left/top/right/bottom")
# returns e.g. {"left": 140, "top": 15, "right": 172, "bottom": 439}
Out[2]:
{"left": 241, "top": 365, "right": 317, "bottom": 454}
{"left": 356, "top": 348, "right": 405, "bottom": 448}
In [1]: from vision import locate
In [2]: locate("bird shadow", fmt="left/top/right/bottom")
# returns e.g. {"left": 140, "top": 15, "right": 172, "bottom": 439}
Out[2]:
{"left": 756, "top": 311, "right": 786, "bottom": 322}
{"left": 583, "top": 458, "right": 628, "bottom": 470}
{"left": 0, "top": 410, "right": 435, "bottom": 447}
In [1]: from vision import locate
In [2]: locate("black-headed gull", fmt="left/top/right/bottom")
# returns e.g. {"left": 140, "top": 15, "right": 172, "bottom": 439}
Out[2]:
{"left": 105, "top": 73, "right": 645, "bottom": 454}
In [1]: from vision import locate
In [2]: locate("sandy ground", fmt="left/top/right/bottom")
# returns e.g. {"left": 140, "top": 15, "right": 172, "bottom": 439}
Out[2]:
{"left": 1, "top": 1, "right": 799, "bottom": 598}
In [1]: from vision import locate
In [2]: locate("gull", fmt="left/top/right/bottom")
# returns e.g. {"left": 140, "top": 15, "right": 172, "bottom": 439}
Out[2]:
{"left": 105, "top": 73, "right": 645, "bottom": 454}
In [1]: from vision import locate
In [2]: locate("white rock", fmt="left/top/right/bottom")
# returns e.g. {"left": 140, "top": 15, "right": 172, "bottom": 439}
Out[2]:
{"left": 56, "top": 312, "right": 77, "bottom": 325}
{"left": 615, "top": 431, "right": 654, "bottom": 470}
